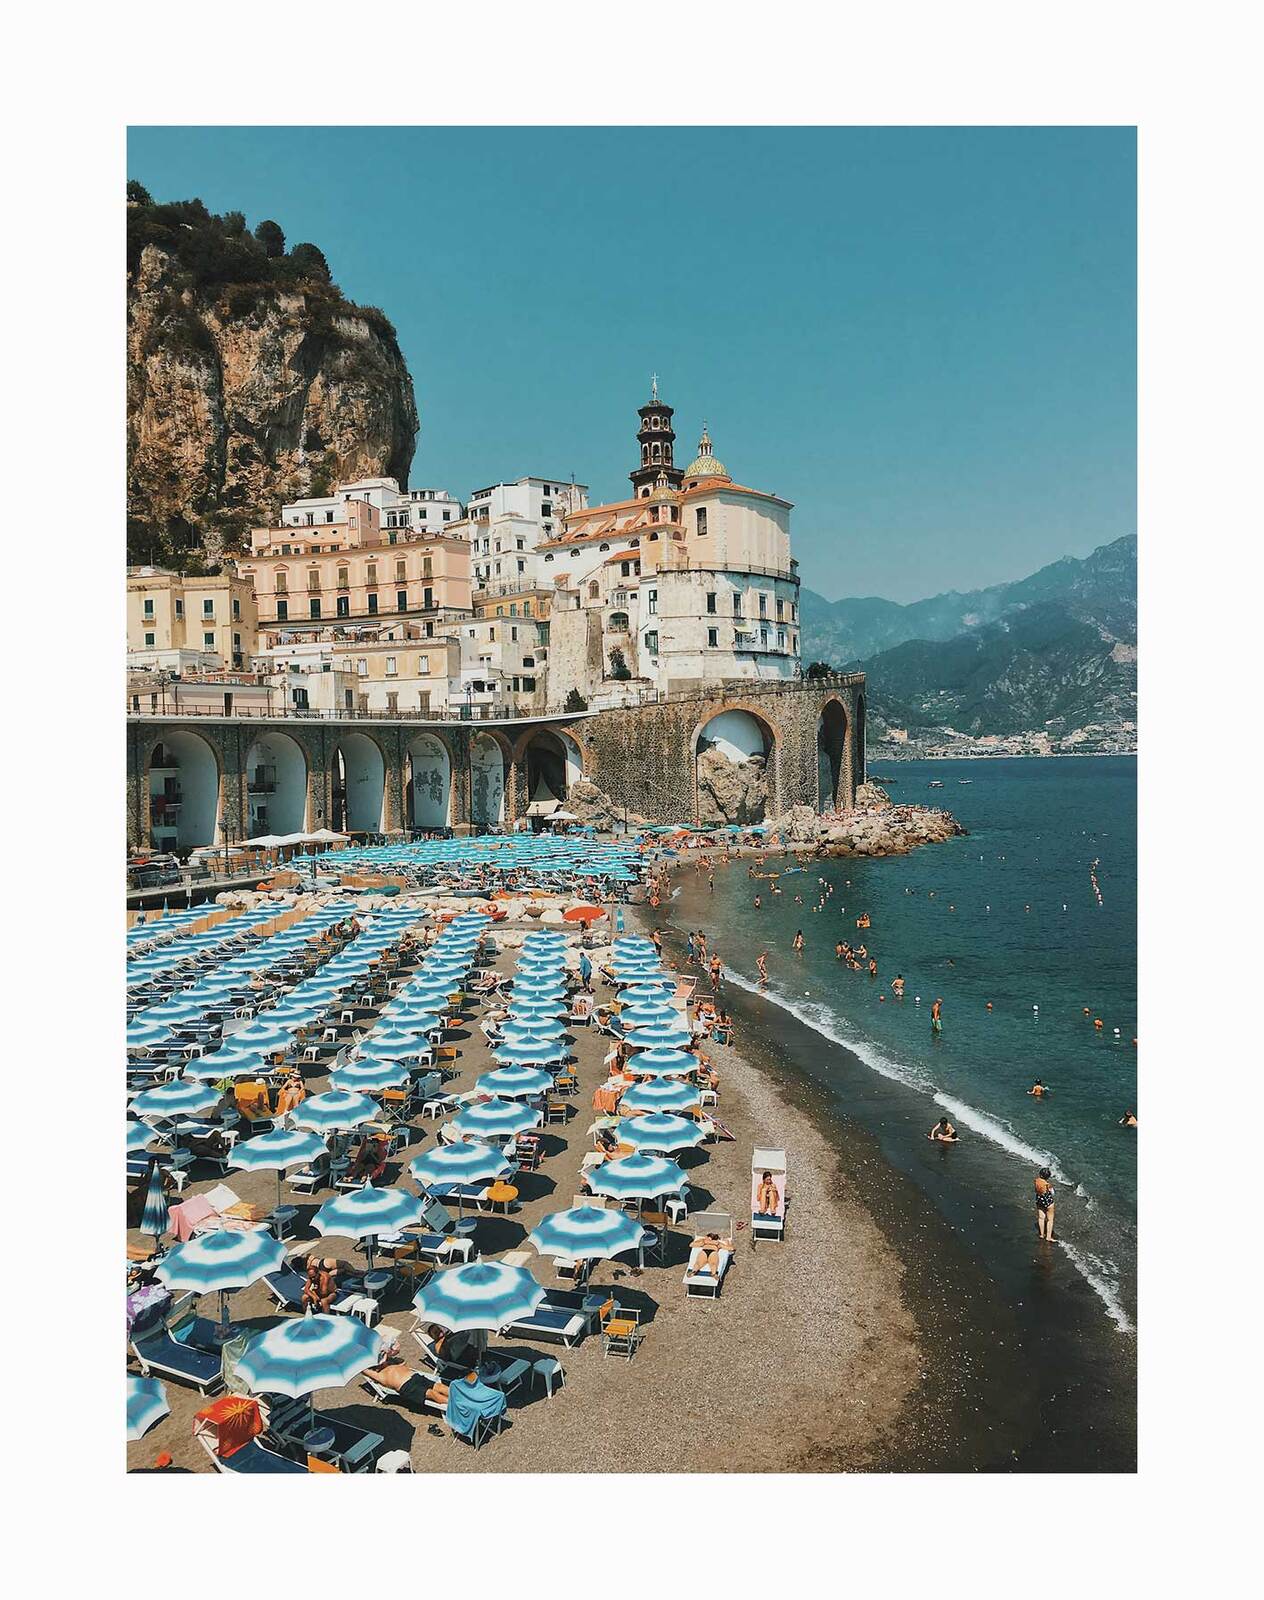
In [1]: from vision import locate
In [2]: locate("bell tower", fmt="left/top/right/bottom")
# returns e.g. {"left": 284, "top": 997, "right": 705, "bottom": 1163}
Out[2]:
{"left": 630, "top": 375, "right": 684, "bottom": 499}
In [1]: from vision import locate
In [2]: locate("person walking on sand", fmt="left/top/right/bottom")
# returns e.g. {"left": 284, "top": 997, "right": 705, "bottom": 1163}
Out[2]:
{"left": 792, "top": 930, "right": 804, "bottom": 953}
{"left": 651, "top": 929, "right": 663, "bottom": 956}
{"left": 756, "top": 952, "right": 768, "bottom": 984}
{"left": 686, "top": 931, "right": 696, "bottom": 965}
{"left": 1034, "top": 1167, "right": 1056, "bottom": 1239}
{"left": 931, "top": 997, "right": 943, "bottom": 1035}
{"left": 697, "top": 931, "right": 708, "bottom": 964}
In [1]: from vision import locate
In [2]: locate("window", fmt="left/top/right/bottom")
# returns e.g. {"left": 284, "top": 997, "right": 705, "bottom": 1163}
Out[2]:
{"left": 203, "top": 598, "right": 215, "bottom": 617}
{"left": 442, "top": 510, "right": 452, "bottom": 522}
{"left": 609, "top": 612, "right": 629, "bottom": 632}
{"left": 309, "top": 599, "right": 321, "bottom": 619}
{"left": 144, "top": 631, "right": 155, "bottom": 647}
{"left": 511, "top": 626, "right": 518, "bottom": 641}
{"left": 275, "top": 571, "right": 288, "bottom": 594}
{"left": 356, "top": 659, "right": 368, "bottom": 677}
{"left": 396, "top": 590, "right": 407, "bottom": 611}
{"left": 588, "top": 581, "right": 600, "bottom": 600}
{"left": 620, "top": 562, "right": 631, "bottom": 578}
{"left": 204, "top": 631, "right": 215, "bottom": 648}
{"left": 708, "top": 628, "right": 719, "bottom": 648}
{"left": 307, "top": 570, "right": 320, "bottom": 592}
{"left": 232, "top": 598, "right": 241, "bottom": 620}
{"left": 776, "top": 598, "right": 784, "bottom": 621}
{"left": 336, "top": 595, "right": 349, "bottom": 618}
{"left": 647, "top": 589, "right": 658, "bottom": 614}
{"left": 423, "top": 586, "right": 433, "bottom": 609}
{"left": 395, "top": 559, "right": 407, "bottom": 581}
{"left": 777, "top": 629, "right": 786, "bottom": 650}
{"left": 417, "top": 655, "right": 430, "bottom": 674}
{"left": 644, "top": 630, "right": 659, "bottom": 655}
{"left": 326, "top": 511, "right": 335, "bottom": 523}
{"left": 276, "top": 600, "right": 288, "bottom": 621}
{"left": 706, "top": 591, "right": 717, "bottom": 614}
{"left": 143, "top": 597, "right": 154, "bottom": 617}
{"left": 337, "top": 566, "right": 349, "bottom": 589}
{"left": 488, "top": 627, "right": 496, "bottom": 640}
{"left": 367, "top": 593, "right": 378, "bottom": 615}
{"left": 233, "top": 632, "right": 242, "bottom": 650}
{"left": 696, "top": 507, "right": 707, "bottom": 536}
{"left": 385, "top": 657, "right": 397, "bottom": 676}
{"left": 759, "top": 592, "right": 768, "bottom": 617}
{"left": 523, "top": 601, "right": 532, "bottom": 616}
{"left": 366, "top": 563, "right": 378, "bottom": 585}
{"left": 523, "top": 676, "right": 536, "bottom": 692}
{"left": 386, "top": 691, "right": 398, "bottom": 714}
{"left": 174, "top": 599, "right": 183, "bottom": 617}
{"left": 733, "top": 592, "right": 742, "bottom": 617}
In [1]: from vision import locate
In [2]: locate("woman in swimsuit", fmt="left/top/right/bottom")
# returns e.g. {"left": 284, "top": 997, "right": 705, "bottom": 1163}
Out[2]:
{"left": 1034, "top": 1167, "right": 1056, "bottom": 1239}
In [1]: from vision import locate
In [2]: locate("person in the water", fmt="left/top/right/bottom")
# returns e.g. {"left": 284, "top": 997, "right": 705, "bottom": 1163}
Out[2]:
{"left": 756, "top": 952, "right": 768, "bottom": 984}
{"left": 792, "top": 930, "right": 804, "bottom": 953}
{"left": 931, "top": 997, "right": 943, "bottom": 1034}
{"left": 1119, "top": 1110, "right": 1138, "bottom": 1127}
{"left": 1034, "top": 1167, "right": 1056, "bottom": 1239}
{"left": 928, "top": 1116, "right": 958, "bottom": 1143}
{"left": 1028, "top": 1080, "right": 1050, "bottom": 1098}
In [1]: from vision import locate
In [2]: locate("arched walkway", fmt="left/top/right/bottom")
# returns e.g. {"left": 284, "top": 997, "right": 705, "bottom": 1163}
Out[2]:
{"left": 406, "top": 733, "right": 452, "bottom": 832}
{"left": 245, "top": 732, "right": 308, "bottom": 837}
{"left": 817, "top": 698, "right": 849, "bottom": 812}
{"left": 693, "top": 708, "right": 776, "bottom": 825}
{"left": 331, "top": 732, "right": 386, "bottom": 835}
{"left": 470, "top": 733, "right": 505, "bottom": 829}
{"left": 147, "top": 731, "right": 220, "bottom": 854}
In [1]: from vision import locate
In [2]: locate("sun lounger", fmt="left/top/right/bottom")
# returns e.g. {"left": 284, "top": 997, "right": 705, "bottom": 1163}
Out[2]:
{"left": 683, "top": 1244, "right": 733, "bottom": 1297}
{"left": 266, "top": 1397, "right": 385, "bottom": 1472}
{"left": 503, "top": 1288, "right": 605, "bottom": 1348}
{"left": 129, "top": 1304, "right": 224, "bottom": 1394}
{"left": 194, "top": 1430, "right": 308, "bottom": 1474}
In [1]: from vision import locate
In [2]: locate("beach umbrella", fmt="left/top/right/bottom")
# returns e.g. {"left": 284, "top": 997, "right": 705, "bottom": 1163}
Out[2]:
{"left": 331, "top": 1058, "right": 410, "bottom": 1093}
{"left": 143, "top": 1001, "right": 210, "bottom": 1025}
{"left": 527, "top": 1203, "right": 650, "bottom": 1266}
{"left": 126, "top": 1374, "right": 170, "bottom": 1441}
{"left": 449, "top": 1098, "right": 541, "bottom": 1141}
{"left": 382, "top": 1005, "right": 444, "bottom": 1028}
{"left": 616, "top": 1004, "right": 682, "bottom": 1029}
{"left": 229, "top": 1127, "right": 327, "bottom": 1209}
{"left": 182, "top": 1053, "right": 268, "bottom": 1082}
{"left": 229, "top": 1021, "right": 298, "bottom": 1053}
{"left": 131, "top": 1080, "right": 221, "bottom": 1121}
{"left": 563, "top": 905, "right": 605, "bottom": 925}
{"left": 411, "top": 1260, "right": 544, "bottom": 1337}
{"left": 139, "top": 1161, "right": 169, "bottom": 1247}
{"left": 408, "top": 1140, "right": 513, "bottom": 1217}
{"left": 615, "top": 978, "right": 676, "bottom": 996}
{"left": 511, "top": 977, "right": 568, "bottom": 997}
{"left": 236, "top": 1313, "right": 383, "bottom": 1400}
{"left": 313, "top": 1184, "right": 427, "bottom": 1269}
{"left": 619, "top": 1077, "right": 701, "bottom": 1114}
{"left": 498, "top": 1018, "right": 567, "bottom": 1045}
{"left": 586, "top": 1152, "right": 687, "bottom": 1202}
{"left": 156, "top": 1228, "right": 288, "bottom": 1339}
{"left": 509, "top": 999, "right": 567, "bottom": 1020}
{"left": 127, "top": 1122, "right": 159, "bottom": 1153}
{"left": 492, "top": 1039, "right": 567, "bottom": 1067}
{"left": 615, "top": 1113, "right": 706, "bottom": 1154}
{"left": 476, "top": 1065, "right": 553, "bottom": 1099}
{"left": 622, "top": 1026, "right": 693, "bottom": 1051}
{"left": 292, "top": 1089, "right": 378, "bottom": 1135}
{"left": 625, "top": 1047, "right": 700, "bottom": 1077}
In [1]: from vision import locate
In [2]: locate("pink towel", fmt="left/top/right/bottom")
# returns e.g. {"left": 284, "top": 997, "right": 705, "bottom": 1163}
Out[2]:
{"left": 169, "top": 1194, "right": 216, "bottom": 1241}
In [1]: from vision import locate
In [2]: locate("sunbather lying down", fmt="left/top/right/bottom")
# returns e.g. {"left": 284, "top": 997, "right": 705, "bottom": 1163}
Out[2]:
{"left": 367, "top": 1342, "right": 450, "bottom": 1412}
{"left": 690, "top": 1232, "right": 734, "bottom": 1276}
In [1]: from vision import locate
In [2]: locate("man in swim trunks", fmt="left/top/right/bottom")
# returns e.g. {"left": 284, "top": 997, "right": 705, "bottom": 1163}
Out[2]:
{"left": 1028, "top": 1080, "right": 1050, "bottom": 1098}
{"left": 928, "top": 1116, "right": 958, "bottom": 1143}
{"left": 931, "top": 997, "right": 943, "bottom": 1034}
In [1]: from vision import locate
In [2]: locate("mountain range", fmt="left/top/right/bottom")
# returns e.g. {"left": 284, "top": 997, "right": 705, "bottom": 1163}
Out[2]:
{"left": 800, "top": 535, "right": 1137, "bottom": 742}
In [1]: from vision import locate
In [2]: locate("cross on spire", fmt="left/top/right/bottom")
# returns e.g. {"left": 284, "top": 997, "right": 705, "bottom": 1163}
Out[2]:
{"left": 651, "top": 372, "right": 658, "bottom": 402}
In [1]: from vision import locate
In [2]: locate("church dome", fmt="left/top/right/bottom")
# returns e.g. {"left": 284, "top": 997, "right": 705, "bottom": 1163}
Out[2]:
{"left": 685, "top": 426, "right": 728, "bottom": 481}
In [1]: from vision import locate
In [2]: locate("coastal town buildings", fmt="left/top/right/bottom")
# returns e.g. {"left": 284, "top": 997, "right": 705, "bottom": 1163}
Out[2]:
{"left": 252, "top": 629, "right": 461, "bottom": 717}
{"left": 127, "top": 567, "right": 258, "bottom": 669}
{"left": 543, "top": 389, "right": 801, "bottom": 708}
{"left": 451, "top": 476, "right": 588, "bottom": 599}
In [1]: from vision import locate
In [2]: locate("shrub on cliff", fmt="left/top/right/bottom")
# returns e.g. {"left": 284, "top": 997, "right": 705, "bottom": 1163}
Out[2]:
{"left": 564, "top": 689, "right": 588, "bottom": 712}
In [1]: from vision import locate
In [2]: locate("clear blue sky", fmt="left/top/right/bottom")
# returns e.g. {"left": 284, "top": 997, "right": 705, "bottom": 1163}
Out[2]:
{"left": 128, "top": 126, "right": 1135, "bottom": 603}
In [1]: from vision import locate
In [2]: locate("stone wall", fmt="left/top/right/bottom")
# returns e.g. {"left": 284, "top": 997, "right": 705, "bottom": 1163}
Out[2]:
{"left": 125, "top": 674, "right": 865, "bottom": 849}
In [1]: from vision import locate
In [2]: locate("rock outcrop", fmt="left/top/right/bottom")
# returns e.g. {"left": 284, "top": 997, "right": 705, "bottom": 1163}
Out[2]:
{"left": 563, "top": 780, "right": 648, "bottom": 833}
{"left": 127, "top": 194, "right": 418, "bottom": 567}
{"left": 766, "top": 799, "right": 966, "bottom": 856}
{"left": 696, "top": 748, "right": 769, "bottom": 825}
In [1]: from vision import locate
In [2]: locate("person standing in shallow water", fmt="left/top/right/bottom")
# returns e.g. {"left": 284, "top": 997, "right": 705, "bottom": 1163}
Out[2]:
{"left": 792, "top": 930, "right": 804, "bottom": 953}
{"left": 1034, "top": 1168, "right": 1056, "bottom": 1240}
{"left": 931, "top": 997, "right": 943, "bottom": 1035}
{"left": 756, "top": 951, "right": 768, "bottom": 984}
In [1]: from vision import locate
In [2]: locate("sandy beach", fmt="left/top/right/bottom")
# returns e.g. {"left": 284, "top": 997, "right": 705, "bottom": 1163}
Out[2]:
{"left": 127, "top": 903, "right": 925, "bottom": 1473}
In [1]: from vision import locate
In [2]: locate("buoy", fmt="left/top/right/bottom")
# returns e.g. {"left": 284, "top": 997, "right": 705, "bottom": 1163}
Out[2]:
{"left": 1113, "top": 1028, "right": 1121, "bottom": 1036}
{"left": 1033, "top": 1004, "right": 1039, "bottom": 1012}
{"left": 915, "top": 996, "right": 921, "bottom": 1004}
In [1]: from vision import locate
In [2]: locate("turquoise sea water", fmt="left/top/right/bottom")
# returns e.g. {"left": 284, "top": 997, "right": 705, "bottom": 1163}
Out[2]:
{"left": 685, "top": 755, "right": 1138, "bottom": 1328}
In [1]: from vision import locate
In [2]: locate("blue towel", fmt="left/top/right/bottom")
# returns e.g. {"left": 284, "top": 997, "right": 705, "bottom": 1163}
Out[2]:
{"left": 445, "top": 1375, "right": 507, "bottom": 1438}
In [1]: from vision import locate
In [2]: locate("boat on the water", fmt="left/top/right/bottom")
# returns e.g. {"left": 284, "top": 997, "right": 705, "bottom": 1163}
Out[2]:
{"left": 929, "top": 780, "right": 945, "bottom": 788}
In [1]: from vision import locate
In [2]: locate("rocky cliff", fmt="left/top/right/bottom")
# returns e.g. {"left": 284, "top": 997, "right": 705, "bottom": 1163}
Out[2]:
{"left": 126, "top": 191, "right": 419, "bottom": 568}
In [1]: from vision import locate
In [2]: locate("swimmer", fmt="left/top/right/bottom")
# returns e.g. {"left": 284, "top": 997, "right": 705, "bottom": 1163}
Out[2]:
{"left": 928, "top": 1116, "right": 958, "bottom": 1144}
{"left": 753, "top": 895, "right": 762, "bottom": 909}
{"left": 891, "top": 974, "right": 905, "bottom": 998}
{"left": 930, "top": 997, "right": 943, "bottom": 1034}
{"left": 1027, "top": 1080, "right": 1050, "bottom": 1098}
{"left": 1118, "top": 1110, "right": 1138, "bottom": 1127}
{"left": 834, "top": 942, "right": 844, "bottom": 960}
{"left": 868, "top": 958, "right": 877, "bottom": 978}
{"left": 792, "top": 930, "right": 804, "bottom": 953}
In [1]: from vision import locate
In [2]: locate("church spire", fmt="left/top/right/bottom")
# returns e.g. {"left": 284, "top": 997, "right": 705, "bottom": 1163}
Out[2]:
{"left": 631, "top": 382, "right": 684, "bottom": 499}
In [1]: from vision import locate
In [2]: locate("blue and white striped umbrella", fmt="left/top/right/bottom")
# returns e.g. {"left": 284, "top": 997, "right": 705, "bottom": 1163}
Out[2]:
{"left": 229, "top": 1127, "right": 326, "bottom": 1174}
{"left": 126, "top": 1374, "right": 170, "bottom": 1440}
{"left": 127, "top": 1122, "right": 159, "bottom": 1153}
{"left": 132, "top": 1081, "right": 221, "bottom": 1120}
{"left": 229, "top": 1022, "right": 298, "bottom": 1052}
{"left": 492, "top": 1039, "right": 567, "bottom": 1067}
{"left": 586, "top": 1152, "right": 687, "bottom": 1201}
{"left": 449, "top": 1098, "right": 541, "bottom": 1141}
{"left": 617, "top": 1004, "right": 683, "bottom": 1029}
{"left": 183, "top": 1054, "right": 268, "bottom": 1082}
{"left": 139, "top": 1162, "right": 169, "bottom": 1242}
{"left": 508, "top": 999, "right": 567, "bottom": 1019}
{"left": 127, "top": 1021, "right": 173, "bottom": 1051}
{"left": 512, "top": 978, "right": 567, "bottom": 996}
{"left": 476, "top": 1065, "right": 553, "bottom": 1099}
{"left": 527, "top": 1203, "right": 649, "bottom": 1263}
{"left": 331, "top": 1058, "right": 409, "bottom": 1093}
{"left": 626, "top": 1048, "right": 700, "bottom": 1078}
{"left": 155, "top": 1227, "right": 287, "bottom": 1293}
{"left": 622, "top": 1025, "right": 693, "bottom": 1051}
{"left": 195, "top": 1043, "right": 271, "bottom": 1072}
{"left": 381, "top": 1006, "right": 443, "bottom": 1029}
{"left": 292, "top": 1089, "right": 379, "bottom": 1134}
{"left": 313, "top": 1184, "right": 426, "bottom": 1242}
{"left": 412, "top": 1260, "right": 544, "bottom": 1334}
{"left": 615, "top": 1113, "right": 707, "bottom": 1153}
{"left": 237, "top": 1313, "right": 383, "bottom": 1399}
{"left": 498, "top": 1019, "right": 567, "bottom": 1045}
{"left": 355, "top": 1036, "right": 427, "bottom": 1062}
{"left": 409, "top": 1141, "right": 513, "bottom": 1189}
{"left": 616, "top": 978, "right": 677, "bottom": 997}
{"left": 365, "top": 1026, "right": 430, "bottom": 1050}
{"left": 620, "top": 1077, "right": 701, "bottom": 1114}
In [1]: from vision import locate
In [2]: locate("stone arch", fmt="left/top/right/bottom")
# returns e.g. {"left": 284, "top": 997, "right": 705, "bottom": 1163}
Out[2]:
{"left": 816, "top": 697, "right": 849, "bottom": 813}
{"left": 691, "top": 705, "right": 778, "bottom": 826}
{"left": 244, "top": 730, "right": 308, "bottom": 836}
{"left": 146, "top": 730, "right": 220, "bottom": 855}
{"left": 406, "top": 731, "right": 453, "bottom": 832}
{"left": 518, "top": 727, "right": 583, "bottom": 812}
{"left": 331, "top": 730, "right": 386, "bottom": 835}
{"left": 854, "top": 691, "right": 866, "bottom": 790}
{"left": 470, "top": 731, "right": 506, "bottom": 829}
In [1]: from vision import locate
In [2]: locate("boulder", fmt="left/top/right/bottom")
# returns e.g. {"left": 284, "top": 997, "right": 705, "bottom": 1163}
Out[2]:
{"left": 696, "top": 747, "right": 769, "bottom": 825}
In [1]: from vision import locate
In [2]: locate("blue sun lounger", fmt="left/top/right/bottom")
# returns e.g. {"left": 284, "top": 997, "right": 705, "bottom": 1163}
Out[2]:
{"left": 195, "top": 1431, "right": 308, "bottom": 1474}
{"left": 129, "top": 1303, "right": 223, "bottom": 1395}
{"left": 503, "top": 1288, "right": 605, "bottom": 1348}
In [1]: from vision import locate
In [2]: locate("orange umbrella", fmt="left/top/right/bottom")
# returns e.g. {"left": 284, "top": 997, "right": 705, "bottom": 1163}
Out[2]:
{"left": 563, "top": 904, "right": 606, "bottom": 924}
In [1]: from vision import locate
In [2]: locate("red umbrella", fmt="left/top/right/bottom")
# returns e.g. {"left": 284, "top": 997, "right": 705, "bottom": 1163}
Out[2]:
{"left": 563, "top": 904, "right": 606, "bottom": 925}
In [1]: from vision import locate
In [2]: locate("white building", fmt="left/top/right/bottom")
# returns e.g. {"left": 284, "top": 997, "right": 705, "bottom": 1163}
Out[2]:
{"left": 279, "top": 477, "right": 463, "bottom": 538}
{"left": 452, "top": 614, "right": 548, "bottom": 719}
{"left": 455, "top": 476, "right": 589, "bottom": 597}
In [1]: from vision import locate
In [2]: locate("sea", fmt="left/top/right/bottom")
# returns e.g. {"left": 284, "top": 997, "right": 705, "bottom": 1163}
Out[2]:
{"left": 672, "top": 755, "right": 1138, "bottom": 1338}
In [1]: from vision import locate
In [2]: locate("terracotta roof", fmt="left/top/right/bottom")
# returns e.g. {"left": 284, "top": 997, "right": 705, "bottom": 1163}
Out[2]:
{"left": 604, "top": 550, "right": 640, "bottom": 565}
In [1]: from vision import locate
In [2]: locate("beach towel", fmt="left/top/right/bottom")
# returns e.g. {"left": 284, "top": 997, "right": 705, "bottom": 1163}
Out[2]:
{"left": 445, "top": 1375, "right": 507, "bottom": 1439}
{"left": 193, "top": 1395, "right": 265, "bottom": 1458}
{"left": 168, "top": 1193, "right": 217, "bottom": 1241}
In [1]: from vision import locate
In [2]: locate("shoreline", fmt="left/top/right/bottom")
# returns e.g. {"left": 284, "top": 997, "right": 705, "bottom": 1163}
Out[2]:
{"left": 637, "top": 862, "right": 1137, "bottom": 1472}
